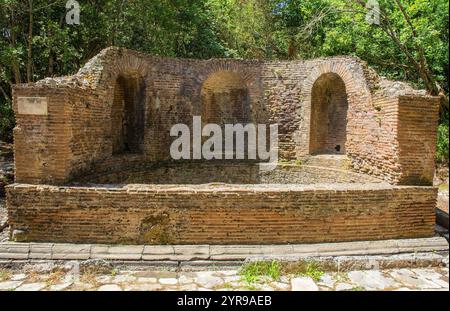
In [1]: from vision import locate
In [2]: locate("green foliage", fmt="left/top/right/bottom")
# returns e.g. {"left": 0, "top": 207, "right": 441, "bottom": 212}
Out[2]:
{"left": 0, "top": 0, "right": 448, "bottom": 153}
{"left": 239, "top": 259, "right": 327, "bottom": 284}
{"left": 239, "top": 260, "right": 281, "bottom": 283}
{"left": 298, "top": 261, "right": 324, "bottom": 282}
{"left": 280, "top": 260, "right": 325, "bottom": 281}
{"left": 436, "top": 121, "right": 449, "bottom": 164}
{"left": 439, "top": 183, "right": 449, "bottom": 191}
{"left": 0, "top": 98, "right": 14, "bottom": 142}
{"left": 0, "top": 268, "right": 11, "bottom": 282}
{"left": 263, "top": 0, "right": 449, "bottom": 94}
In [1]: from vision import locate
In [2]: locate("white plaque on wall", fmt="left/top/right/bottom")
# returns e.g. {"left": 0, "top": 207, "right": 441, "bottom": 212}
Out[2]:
{"left": 17, "top": 97, "right": 48, "bottom": 115}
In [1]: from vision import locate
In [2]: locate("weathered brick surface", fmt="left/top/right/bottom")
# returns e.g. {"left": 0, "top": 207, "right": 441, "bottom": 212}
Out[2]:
{"left": 397, "top": 96, "right": 440, "bottom": 185}
{"left": 6, "top": 184, "right": 436, "bottom": 244}
{"left": 12, "top": 88, "right": 73, "bottom": 184}
{"left": 309, "top": 73, "right": 348, "bottom": 154}
{"left": 11, "top": 47, "right": 439, "bottom": 185}
{"left": 8, "top": 48, "right": 440, "bottom": 244}
{"left": 73, "top": 161, "right": 382, "bottom": 185}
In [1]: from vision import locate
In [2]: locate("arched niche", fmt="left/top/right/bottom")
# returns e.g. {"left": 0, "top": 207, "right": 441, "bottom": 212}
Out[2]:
{"left": 309, "top": 73, "right": 349, "bottom": 155}
{"left": 201, "top": 71, "right": 251, "bottom": 125}
{"left": 111, "top": 72, "right": 146, "bottom": 154}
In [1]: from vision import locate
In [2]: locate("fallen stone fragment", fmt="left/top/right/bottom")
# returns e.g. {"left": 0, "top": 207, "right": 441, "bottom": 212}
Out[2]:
{"left": 15, "top": 282, "right": 47, "bottom": 291}
{"left": 0, "top": 281, "right": 23, "bottom": 290}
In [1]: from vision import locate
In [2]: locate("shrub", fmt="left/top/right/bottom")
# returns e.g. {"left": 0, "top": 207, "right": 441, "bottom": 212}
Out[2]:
{"left": 436, "top": 121, "right": 449, "bottom": 164}
{"left": 0, "top": 100, "right": 14, "bottom": 142}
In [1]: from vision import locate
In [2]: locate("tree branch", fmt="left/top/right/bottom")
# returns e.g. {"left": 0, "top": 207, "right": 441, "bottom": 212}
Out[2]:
{"left": 0, "top": 84, "right": 11, "bottom": 102}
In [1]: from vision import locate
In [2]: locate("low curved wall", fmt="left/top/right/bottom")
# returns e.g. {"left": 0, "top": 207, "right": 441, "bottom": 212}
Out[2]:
{"left": 6, "top": 183, "right": 436, "bottom": 245}
{"left": 72, "top": 161, "right": 383, "bottom": 185}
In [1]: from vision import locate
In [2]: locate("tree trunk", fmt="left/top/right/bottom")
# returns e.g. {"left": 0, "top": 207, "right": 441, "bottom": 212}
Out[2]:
{"left": 26, "top": 0, "right": 34, "bottom": 83}
{"left": 9, "top": 6, "right": 21, "bottom": 84}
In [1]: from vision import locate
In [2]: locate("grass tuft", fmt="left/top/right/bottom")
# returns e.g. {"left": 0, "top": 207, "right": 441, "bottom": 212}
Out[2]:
{"left": 281, "top": 260, "right": 325, "bottom": 282}
{"left": 0, "top": 268, "right": 12, "bottom": 281}
{"left": 239, "top": 259, "right": 327, "bottom": 284}
{"left": 239, "top": 260, "right": 281, "bottom": 284}
{"left": 298, "top": 262, "right": 324, "bottom": 282}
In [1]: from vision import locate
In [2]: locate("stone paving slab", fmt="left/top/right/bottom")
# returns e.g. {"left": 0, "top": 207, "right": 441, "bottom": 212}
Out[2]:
{"left": 29, "top": 243, "right": 53, "bottom": 260}
{"left": 0, "top": 264, "right": 448, "bottom": 291}
{"left": 92, "top": 245, "right": 144, "bottom": 260}
{"left": 52, "top": 244, "right": 91, "bottom": 260}
{"left": 0, "top": 237, "right": 447, "bottom": 262}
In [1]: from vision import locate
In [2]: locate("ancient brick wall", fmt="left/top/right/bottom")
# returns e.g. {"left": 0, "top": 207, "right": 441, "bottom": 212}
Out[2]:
{"left": 12, "top": 87, "right": 73, "bottom": 184}
{"left": 348, "top": 95, "right": 401, "bottom": 183}
{"left": 397, "top": 95, "right": 440, "bottom": 185}
{"left": 6, "top": 184, "right": 436, "bottom": 244}
{"left": 72, "top": 161, "right": 383, "bottom": 185}
{"left": 343, "top": 94, "right": 440, "bottom": 185}
{"left": 11, "top": 47, "right": 440, "bottom": 185}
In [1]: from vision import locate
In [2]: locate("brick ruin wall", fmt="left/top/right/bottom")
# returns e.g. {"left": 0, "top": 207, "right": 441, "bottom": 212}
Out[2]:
{"left": 6, "top": 47, "right": 441, "bottom": 244}
{"left": 72, "top": 162, "right": 383, "bottom": 185}
{"left": 6, "top": 184, "right": 437, "bottom": 244}
{"left": 397, "top": 96, "right": 440, "bottom": 184}
{"left": 11, "top": 47, "right": 440, "bottom": 186}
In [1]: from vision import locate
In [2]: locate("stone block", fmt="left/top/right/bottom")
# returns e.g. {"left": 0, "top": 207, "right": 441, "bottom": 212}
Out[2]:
{"left": 17, "top": 97, "right": 48, "bottom": 115}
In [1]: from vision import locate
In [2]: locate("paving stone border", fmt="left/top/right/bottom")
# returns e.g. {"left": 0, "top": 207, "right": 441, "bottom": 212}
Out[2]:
{"left": 0, "top": 237, "right": 447, "bottom": 269}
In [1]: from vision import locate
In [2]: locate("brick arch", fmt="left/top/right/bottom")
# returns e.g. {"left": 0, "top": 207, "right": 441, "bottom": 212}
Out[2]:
{"left": 192, "top": 61, "right": 262, "bottom": 121}
{"left": 198, "top": 61, "right": 260, "bottom": 90}
{"left": 103, "top": 54, "right": 151, "bottom": 88}
{"left": 302, "top": 65, "right": 363, "bottom": 99}
{"left": 298, "top": 62, "right": 372, "bottom": 156}
{"left": 200, "top": 70, "right": 251, "bottom": 124}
